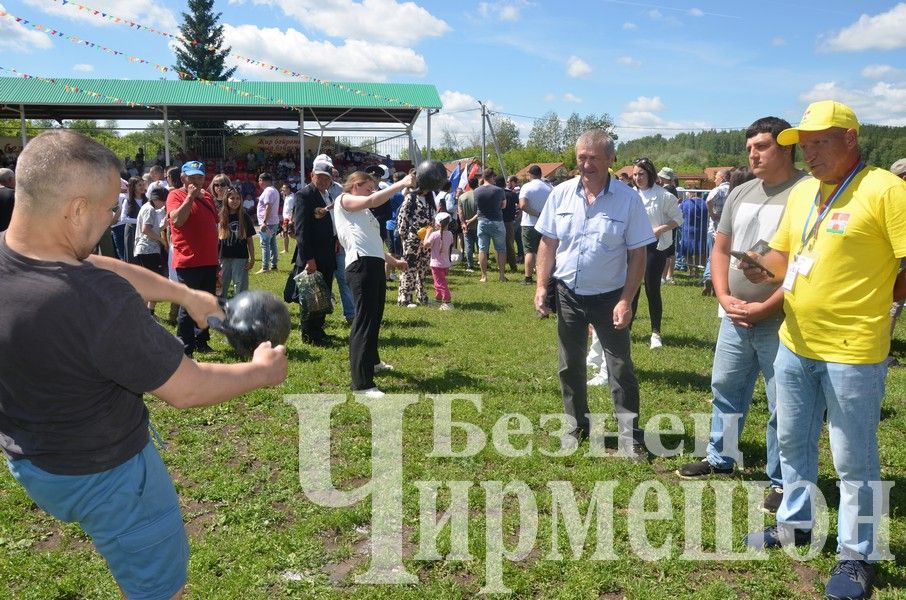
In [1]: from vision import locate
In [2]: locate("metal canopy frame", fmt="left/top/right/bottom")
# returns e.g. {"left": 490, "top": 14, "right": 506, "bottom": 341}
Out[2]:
{"left": 0, "top": 82, "right": 438, "bottom": 179}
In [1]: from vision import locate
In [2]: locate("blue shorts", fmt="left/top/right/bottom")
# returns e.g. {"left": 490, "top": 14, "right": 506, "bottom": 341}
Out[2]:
{"left": 8, "top": 441, "right": 189, "bottom": 600}
{"left": 477, "top": 219, "right": 506, "bottom": 253}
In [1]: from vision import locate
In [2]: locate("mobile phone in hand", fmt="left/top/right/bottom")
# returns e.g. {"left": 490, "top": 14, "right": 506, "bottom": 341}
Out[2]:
{"left": 730, "top": 251, "right": 774, "bottom": 278}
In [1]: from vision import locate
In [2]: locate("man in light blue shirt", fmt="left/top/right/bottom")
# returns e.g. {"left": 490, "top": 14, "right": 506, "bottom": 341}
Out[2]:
{"left": 534, "top": 129, "right": 655, "bottom": 457}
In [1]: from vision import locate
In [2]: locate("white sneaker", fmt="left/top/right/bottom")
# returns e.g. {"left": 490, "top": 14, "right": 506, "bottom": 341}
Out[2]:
{"left": 406, "top": 303, "right": 418, "bottom": 308}
{"left": 374, "top": 361, "right": 394, "bottom": 373}
{"left": 650, "top": 333, "right": 663, "bottom": 349}
{"left": 587, "top": 371, "right": 609, "bottom": 386}
{"left": 355, "top": 387, "right": 385, "bottom": 399}
{"left": 439, "top": 303, "right": 453, "bottom": 311}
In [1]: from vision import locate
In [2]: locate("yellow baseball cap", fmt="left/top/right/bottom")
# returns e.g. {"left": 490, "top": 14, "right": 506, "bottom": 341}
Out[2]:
{"left": 777, "top": 100, "right": 860, "bottom": 146}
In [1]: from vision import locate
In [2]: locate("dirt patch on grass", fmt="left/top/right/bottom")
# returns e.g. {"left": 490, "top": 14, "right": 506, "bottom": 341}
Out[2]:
{"left": 791, "top": 562, "right": 824, "bottom": 598}
{"left": 182, "top": 497, "right": 219, "bottom": 539}
{"left": 319, "top": 523, "right": 419, "bottom": 587}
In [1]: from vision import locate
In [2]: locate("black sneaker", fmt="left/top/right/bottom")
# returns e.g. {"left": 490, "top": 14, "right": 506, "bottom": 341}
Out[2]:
{"left": 676, "top": 459, "right": 733, "bottom": 479}
{"left": 744, "top": 524, "right": 812, "bottom": 549}
{"left": 825, "top": 560, "right": 875, "bottom": 600}
{"left": 762, "top": 486, "right": 783, "bottom": 514}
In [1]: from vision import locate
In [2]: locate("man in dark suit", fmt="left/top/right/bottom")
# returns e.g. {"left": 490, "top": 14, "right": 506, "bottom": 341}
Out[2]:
{"left": 293, "top": 154, "right": 338, "bottom": 346}
{"left": 0, "top": 168, "right": 15, "bottom": 232}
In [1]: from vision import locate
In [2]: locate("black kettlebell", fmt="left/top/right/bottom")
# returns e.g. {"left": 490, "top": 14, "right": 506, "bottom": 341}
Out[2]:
{"left": 414, "top": 159, "right": 448, "bottom": 193}
{"left": 207, "top": 290, "right": 290, "bottom": 357}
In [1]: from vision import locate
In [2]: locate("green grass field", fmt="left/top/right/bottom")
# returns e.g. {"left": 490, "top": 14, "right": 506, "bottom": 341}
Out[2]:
{"left": 1, "top": 250, "right": 904, "bottom": 599}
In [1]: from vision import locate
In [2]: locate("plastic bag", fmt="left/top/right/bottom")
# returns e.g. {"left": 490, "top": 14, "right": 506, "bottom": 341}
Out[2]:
{"left": 294, "top": 270, "right": 334, "bottom": 322}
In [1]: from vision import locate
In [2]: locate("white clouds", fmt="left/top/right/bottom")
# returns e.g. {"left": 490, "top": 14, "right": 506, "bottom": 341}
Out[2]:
{"left": 246, "top": 0, "right": 449, "bottom": 45}
{"left": 617, "top": 96, "right": 708, "bottom": 140}
{"left": 566, "top": 56, "right": 592, "bottom": 78}
{"left": 861, "top": 64, "right": 903, "bottom": 80}
{"left": 563, "top": 93, "right": 582, "bottom": 103}
{"left": 73, "top": 63, "right": 94, "bottom": 72}
{"left": 689, "top": 8, "right": 704, "bottom": 17}
{"left": 22, "top": 0, "right": 179, "bottom": 31}
{"left": 544, "top": 93, "right": 556, "bottom": 102}
{"left": 772, "top": 37, "right": 786, "bottom": 47}
{"left": 223, "top": 24, "right": 427, "bottom": 81}
{"left": 626, "top": 96, "right": 664, "bottom": 112}
{"left": 0, "top": 3, "right": 53, "bottom": 51}
{"left": 617, "top": 56, "right": 641, "bottom": 68}
{"left": 798, "top": 81, "right": 906, "bottom": 126}
{"left": 416, "top": 90, "right": 521, "bottom": 147}
{"left": 623, "top": 22, "right": 637, "bottom": 30}
{"left": 648, "top": 9, "right": 662, "bottom": 19}
{"left": 822, "top": 3, "right": 906, "bottom": 51}
{"left": 478, "top": 1, "right": 522, "bottom": 21}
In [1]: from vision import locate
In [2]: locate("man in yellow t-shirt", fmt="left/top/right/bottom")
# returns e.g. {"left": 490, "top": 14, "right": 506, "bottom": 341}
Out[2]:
{"left": 742, "top": 101, "right": 906, "bottom": 600}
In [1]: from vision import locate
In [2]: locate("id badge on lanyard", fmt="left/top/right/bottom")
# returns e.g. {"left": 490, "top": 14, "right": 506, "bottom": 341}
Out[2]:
{"left": 785, "top": 162, "right": 864, "bottom": 292}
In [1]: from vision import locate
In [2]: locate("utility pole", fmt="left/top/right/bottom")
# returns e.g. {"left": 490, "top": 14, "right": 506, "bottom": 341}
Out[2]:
{"left": 484, "top": 113, "right": 507, "bottom": 180}
{"left": 480, "top": 101, "right": 487, "bottom": 169}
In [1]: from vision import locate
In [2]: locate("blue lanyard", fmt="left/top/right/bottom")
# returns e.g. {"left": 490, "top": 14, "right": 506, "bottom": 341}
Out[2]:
{"left": 799, "top": 160, "right": 863, "bottom": 251}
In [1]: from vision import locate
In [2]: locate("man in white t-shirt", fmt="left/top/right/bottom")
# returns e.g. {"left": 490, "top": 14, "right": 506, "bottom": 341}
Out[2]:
{"left": 256, "top": 172, "right": 281, "bottom": 273}
{"left": 518, "top": 165, "right": 552, "bottom": 285}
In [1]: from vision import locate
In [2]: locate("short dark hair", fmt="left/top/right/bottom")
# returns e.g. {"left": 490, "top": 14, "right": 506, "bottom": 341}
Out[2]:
{"left": 494, "top": 175, "right": 506, "bottom": 188}
{"left": 258, "top": 172, "right": 274, "bottom": 182}
{"left": 746, "top": 116, "right": 795, "bottom": 164}
{"left": 148, "top": 187, "right": 168, "bottom": 202}
{"left": 482, "top": 168, "right": 496, "bottom": 182}
{"left": 528, "top": 165, "right": 542, "bottom": 178}
{"left": 632, "top": 157, "right": 658, "bottom": 189}
{"left": 468, "top": 176, "right": 479, "bottom": 189}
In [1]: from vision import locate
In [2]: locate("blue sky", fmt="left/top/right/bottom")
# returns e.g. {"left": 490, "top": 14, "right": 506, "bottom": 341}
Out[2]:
{"left": 1, "top": 0, "right": 905, "bottom": 145}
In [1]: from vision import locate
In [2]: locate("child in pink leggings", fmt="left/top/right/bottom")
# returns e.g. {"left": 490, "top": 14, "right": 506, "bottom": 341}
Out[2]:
{"left": 423, "top": 212, "right": 455, "bottom": 310}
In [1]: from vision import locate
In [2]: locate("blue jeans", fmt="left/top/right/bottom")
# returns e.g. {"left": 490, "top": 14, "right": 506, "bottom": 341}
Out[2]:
{"left": 702, "top": 231, "right": 714, "bottom": 281}
{"left": 220, "top": 257, "right": 249, "bottom": 299}
{"left": 706, "top": 315, "right": 781, "bottom": 486}
{"left": 774, "top": 343, "right": 887, "bottom": 560}
{"left": 464, "top": 229, "right": 477, "bottom": 268}
{"left": 334, "top": 249, "right": 355, "bottom": 320}
{"left": 477, "top": 218, "right": 506, "bottom": 254}
{"left": 260, "top": 224, "right": 279, "bottom": 270}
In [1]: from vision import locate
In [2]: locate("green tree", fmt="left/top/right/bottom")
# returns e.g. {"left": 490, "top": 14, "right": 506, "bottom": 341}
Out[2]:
{"left": 490, "top": 117, "right": 522, "bottom": 153}
{"left": 173, "top": 0, "right": 236, "bottom": 82}
{"left": 172, "top": 0, "right": 236, "bottom": 155}
{"left": 527, "top": 111, "right": 562, "bottom": 152}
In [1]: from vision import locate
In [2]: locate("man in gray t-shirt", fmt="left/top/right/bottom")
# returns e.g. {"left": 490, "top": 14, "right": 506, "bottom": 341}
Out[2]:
{"left": 678, "top": 117, "right": 808, "bottom": 516}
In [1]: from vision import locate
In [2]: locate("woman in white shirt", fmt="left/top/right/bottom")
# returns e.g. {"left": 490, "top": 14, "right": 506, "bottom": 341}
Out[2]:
{"left": 333, "top": 171, "right": 412, "bottom": 399}
{"left": 631, "top": 157, "right": 683, "bottom": 349}
{"left": 132, "top": 187, "right": 168, "bottom": 315}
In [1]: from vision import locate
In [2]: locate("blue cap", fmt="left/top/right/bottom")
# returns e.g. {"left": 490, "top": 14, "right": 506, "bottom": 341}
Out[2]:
{"left": 181, "top": 160, "right": 205, "bottom": 176}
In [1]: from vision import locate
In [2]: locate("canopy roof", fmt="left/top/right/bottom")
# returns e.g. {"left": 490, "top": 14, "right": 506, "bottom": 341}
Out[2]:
{"left": 0, "top": 78, "right": 442, "bottom": 124}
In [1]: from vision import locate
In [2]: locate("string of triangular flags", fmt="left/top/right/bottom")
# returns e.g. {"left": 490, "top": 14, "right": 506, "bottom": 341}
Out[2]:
{"left": 0, "top": 66, "right": 159, "bottom": 110}
{"left": 0, "top": 9, "right": 294, "bottom": 109}
{"left": 46, "top": 0, "right": 420, "bottom": 109}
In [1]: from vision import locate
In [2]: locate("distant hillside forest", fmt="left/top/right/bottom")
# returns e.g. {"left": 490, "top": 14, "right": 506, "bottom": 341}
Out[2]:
{"left": 615, "top": 124, "right": 906, "bottom": 173}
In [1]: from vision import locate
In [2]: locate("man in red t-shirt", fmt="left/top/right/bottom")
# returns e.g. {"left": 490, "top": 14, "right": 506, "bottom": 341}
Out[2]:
{"left": 167, "top": 161, "right": 219, "bottom": 357}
